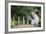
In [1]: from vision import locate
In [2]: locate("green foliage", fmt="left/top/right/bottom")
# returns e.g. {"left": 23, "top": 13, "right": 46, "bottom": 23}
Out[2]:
{"left": 11, "top": 6, "right": 41, "bottom": 18}
{"left": 11, "top": 17, "right": 17, "bottom": 28}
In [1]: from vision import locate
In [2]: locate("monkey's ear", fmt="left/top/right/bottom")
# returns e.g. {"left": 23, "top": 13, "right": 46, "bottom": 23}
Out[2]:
{"left": 36, "top": 12, "right": 38, "bottom": 14}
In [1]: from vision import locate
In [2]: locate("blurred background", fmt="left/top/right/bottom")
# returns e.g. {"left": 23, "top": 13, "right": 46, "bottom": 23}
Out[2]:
{"left": 11, "top": 6, "right": 41, "bottom": 28}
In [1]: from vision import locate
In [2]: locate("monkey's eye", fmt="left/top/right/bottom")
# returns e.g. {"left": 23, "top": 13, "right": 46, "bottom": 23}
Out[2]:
{"left": 31, "top": 16, "right": 34, "bottom": 19}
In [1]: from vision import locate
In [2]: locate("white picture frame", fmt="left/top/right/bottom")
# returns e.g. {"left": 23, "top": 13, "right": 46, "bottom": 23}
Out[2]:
{"left": 8, "top": 3, "right": 44, "bottom": 32}
{"left": 5, "top": 0, "right": 45, "bottom": 33}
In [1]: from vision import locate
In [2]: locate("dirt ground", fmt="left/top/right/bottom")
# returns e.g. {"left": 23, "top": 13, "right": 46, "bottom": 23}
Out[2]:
{"left": 12, "top": 24, "right": 39, "bottom": 28}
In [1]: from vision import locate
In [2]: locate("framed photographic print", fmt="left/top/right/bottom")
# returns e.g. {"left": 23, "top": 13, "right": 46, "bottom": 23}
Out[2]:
{"left": 5, "top": 0, "right": 45, "bottom": 33}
